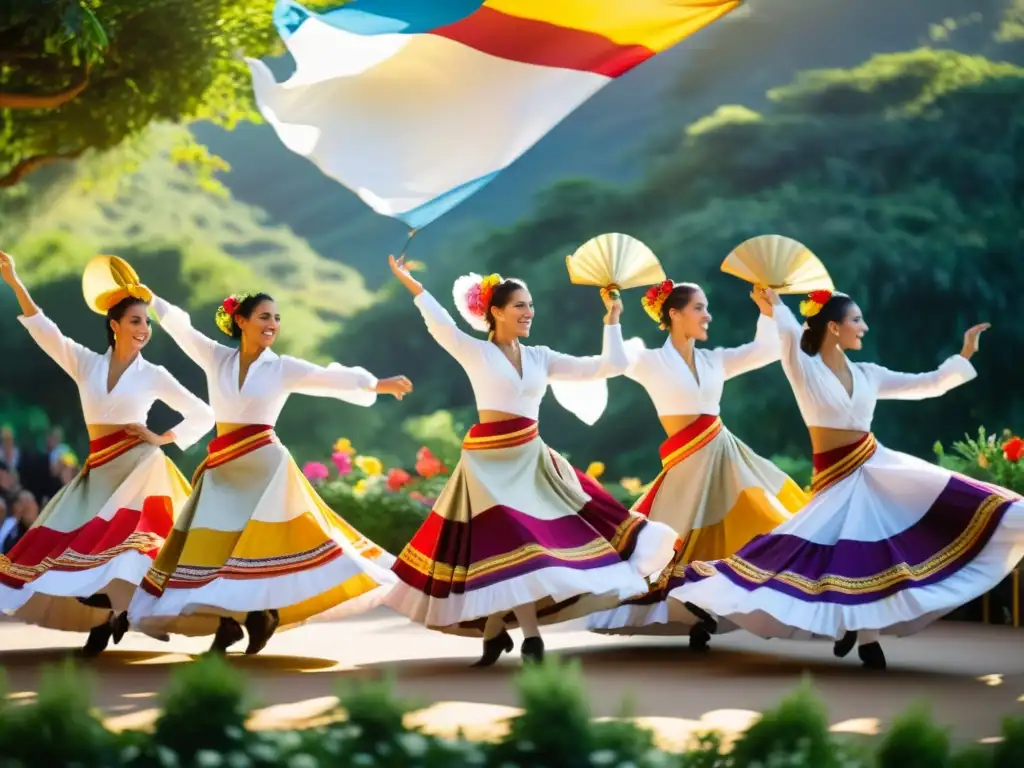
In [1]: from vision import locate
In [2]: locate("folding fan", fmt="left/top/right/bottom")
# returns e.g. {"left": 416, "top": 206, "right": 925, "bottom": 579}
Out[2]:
{"left": 720, "top": 235, "right": 834, "bottom": 294}
{"left": 81, "top": 254, "right": 152, "bottom": 314}
{"left": 566, "top": 233, "right": 666, "bottom": 299}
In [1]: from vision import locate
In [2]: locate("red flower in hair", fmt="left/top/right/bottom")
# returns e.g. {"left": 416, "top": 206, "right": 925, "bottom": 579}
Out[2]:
{"left": 807, "top": 290, "right": 833, "bottom": 306}
{"left": 1002, "top": 436, "right": 1024, "bottom": 463}
{"left": 222, "top": 296, "right": 239, "bottom": 314}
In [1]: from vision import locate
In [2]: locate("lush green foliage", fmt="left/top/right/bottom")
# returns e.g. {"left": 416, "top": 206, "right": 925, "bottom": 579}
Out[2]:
{"left": 934, "top": 427, "right": 1024, "bottom": 493}
{"left": 1, "top": 654, "right": 1021, "bottom": 767}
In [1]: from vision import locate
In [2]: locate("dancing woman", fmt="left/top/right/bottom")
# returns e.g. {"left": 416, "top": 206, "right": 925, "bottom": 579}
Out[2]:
{"left": 383, "top": 255, "right": 677, "bottom": 665}
{"left": 670, "top": 289, "right": 1024, "bottom": 669}
{"left": 127, "top": 289, "right": 412, "bottom": 654}
{"left": 0, "top": 251, "right": 214, "bottom": 655}
{"left": 587, "top": 280, "right": 808, "bottom": 647}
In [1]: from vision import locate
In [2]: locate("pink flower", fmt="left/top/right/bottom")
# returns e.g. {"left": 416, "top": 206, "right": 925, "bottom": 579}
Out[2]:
{"left": 387, "top": 468, "right": 412, "bottom": 492}
{"left": 465, "top": 283, "right": 486, "bottom": 317}
{"left": 331, "top": 451, "right": 352, "bottom": 476}
{"left": 303, "top": 461, "right": 329, "bottom": 483}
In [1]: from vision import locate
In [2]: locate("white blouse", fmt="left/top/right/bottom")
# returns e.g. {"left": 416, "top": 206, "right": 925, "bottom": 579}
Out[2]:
{"left": 18, "top": 312, "right": 214, "bottom": 451}
{"left": 151, "top": 297, "right": 379, "bottom": 426}
{"left": 623, "top": 315, "right": 779, "bottom": 416}
{"left": 775, "top": 303, "right": 977, "bottom": 431}
{"left": 414, "top": 291, "right": 629, "bottom": 424}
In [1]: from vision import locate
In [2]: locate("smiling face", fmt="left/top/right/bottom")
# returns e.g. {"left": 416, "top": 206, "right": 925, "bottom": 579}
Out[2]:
{"left": 109, "top": 302, "right": 152, "bottom": 353}
{"left": 667, "top": 287, "right": 712, "bottom": 342}
{"left": 490, "top": 287, "right": 534, "bottom": 339}
{"left": 830, "top": 302, "right": 868, "bottom": 351}
{"left": 236, "top": 299, "right": 280, "bottom": 350}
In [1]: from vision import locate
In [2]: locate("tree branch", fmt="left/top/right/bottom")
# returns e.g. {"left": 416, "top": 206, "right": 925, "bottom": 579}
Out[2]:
{"left": 0, "top": 149, "right": 85, "bottom": 188}
{"left": 0, "top": 64, "right": 91, "bottom": 109}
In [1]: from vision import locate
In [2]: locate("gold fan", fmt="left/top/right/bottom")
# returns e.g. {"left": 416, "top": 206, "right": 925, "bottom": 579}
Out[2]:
{"left": 566, "top": 233, "right": 666, "bottom": 299}
{"left": 720, "top": 235, "right": 834, "bottom": 294}
{"left": 81, "top": 254, "right": 153, "bottom": 315}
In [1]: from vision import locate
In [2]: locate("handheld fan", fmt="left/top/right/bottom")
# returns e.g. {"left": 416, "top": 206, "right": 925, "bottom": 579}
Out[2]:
{"left": 566, "top": 233, "right": 666, "bottom": 300}
{"left": 720, "top": 235, "right": 834, "bottom": 294}
{"left": 81, "top": 254, "right": 152, "bottom": 315}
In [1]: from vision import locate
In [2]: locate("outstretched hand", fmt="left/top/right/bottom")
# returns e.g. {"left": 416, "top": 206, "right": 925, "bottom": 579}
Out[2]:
{"left": 0, "top": 251, "right": 18, "bottom": 285}
{"left": 960, "top": 323, "right": 991, "bottom": 360}
{"left": 388, "top": 254, "right": 423, "bottom": 296}
{"left": 376, "top": 375, "right": 414, "bottom": 400}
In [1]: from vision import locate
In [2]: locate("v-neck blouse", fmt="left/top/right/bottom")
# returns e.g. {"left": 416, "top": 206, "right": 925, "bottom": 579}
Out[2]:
{"left": 18, "top": 312, "right": 214, "bottom": 450}
{"left": 151, "top": 297, "right": 379, "bottom": 426}
{"left": 775, "top": 303, "right": 977, "bottom": 430}
{"left": 623, "top": 314, "right": 779, "bottom": 416}
{"left": 414, "top": 291, "right": 629, "bottom": 422}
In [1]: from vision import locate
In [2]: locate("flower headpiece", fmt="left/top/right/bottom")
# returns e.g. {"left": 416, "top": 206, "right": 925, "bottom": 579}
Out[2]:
{"left": 453, "top": 272, "right": 503, "bottom": 333}
{"left": 214, "top": 292, "right": 254, "bottom": 336}
{"left": 641, "top": 279, "right": 675, "bottom": 329}
{"left": 799, "top": 290, "right": 833, "bottom": 319}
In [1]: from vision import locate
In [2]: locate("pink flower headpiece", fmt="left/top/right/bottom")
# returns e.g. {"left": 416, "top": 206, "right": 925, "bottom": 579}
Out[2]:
{"left": 452, "top": 272, "right": 504, "bottom": 333}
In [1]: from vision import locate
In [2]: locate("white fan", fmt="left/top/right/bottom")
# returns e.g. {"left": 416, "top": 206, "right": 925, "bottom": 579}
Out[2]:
{"left": 720, "top": 235, "right": 834, "bottom": 294}
{"left": 566, "top": 233, "right": 666, "bottom": 299}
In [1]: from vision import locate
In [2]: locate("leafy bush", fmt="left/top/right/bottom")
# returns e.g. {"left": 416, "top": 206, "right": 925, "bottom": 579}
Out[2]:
{"left": 729, "top": 677, "right": 834, "bottom": 767}
{"left": 875, "top": 704, "right": 951, "bottom": 768}
{"left": 933, "top": 426, "right": 1024, "bottom": 494}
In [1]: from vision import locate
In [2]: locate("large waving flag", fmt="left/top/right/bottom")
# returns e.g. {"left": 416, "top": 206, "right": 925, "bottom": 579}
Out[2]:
{"left": 246, "top": 0, "right": 741, "bottom": 228}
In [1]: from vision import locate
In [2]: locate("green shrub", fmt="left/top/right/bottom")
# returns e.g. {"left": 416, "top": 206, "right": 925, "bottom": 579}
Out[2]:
{"left": 770, "top": 454, "right": 813, "bottom": 489}
{"left": 951, "top": 744, "right": 993, "bottom": 767}
{"left": 679, "top": 732, "right": 728, "bottom": 768}
{"left": 875, "top": 704, "right": 951, "bottom": 768}
{"left": 933, "top": 427, "right": 1024, "bottom": 494}
{"left": 729, "top": 677, "right": 835, "bottom": 768}
{"left": 993, "top": 715, "right": 1024, "bottom": 767}
{"left": 319, "top": 479, "right": 434, "bottom": 554}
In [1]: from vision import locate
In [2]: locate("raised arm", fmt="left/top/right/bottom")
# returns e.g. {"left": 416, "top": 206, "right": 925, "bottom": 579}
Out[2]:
{"left": 282, "top": 355, "right": 414, "bottom": 407}
{"left": 546, "top": 322, "right": 630, "bottom": 382}
{"left": 718, "top": 314, "right": 781, "bottom": 380}
{"left": 865, "top": 323, "right": 986, "bottom": 401}
{"left": 773, "top": 300, "right": 810, "bottom": 391}
{"left": 149, "top": 367, "right": 216, "bottom": 450}
{"left": 3, "top": 252, "right": 89, "bottom": 379}
{"left": 150, "top": 295, "right": 225, "bottom": 370}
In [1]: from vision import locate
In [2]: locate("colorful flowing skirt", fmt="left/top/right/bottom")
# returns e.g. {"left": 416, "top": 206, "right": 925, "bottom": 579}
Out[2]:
{"left": 127, "top": 425, "right": 396, "bottom": 637}
{"left": 588, "top": 415, "right": 808, "bottom": 635}
{"left": 0, "top": 430, "right": 189, "bottom": 632}
{"left": 384, "top": 417, "right": 678, "bottom": 637}
{"left": 667, "top": 434, "right": 1024, "bottom": 640}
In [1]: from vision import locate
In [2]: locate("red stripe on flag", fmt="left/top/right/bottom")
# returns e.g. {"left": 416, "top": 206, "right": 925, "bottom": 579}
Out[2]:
{"left": 431, "top": 6, "right": 654, "bottom": 78}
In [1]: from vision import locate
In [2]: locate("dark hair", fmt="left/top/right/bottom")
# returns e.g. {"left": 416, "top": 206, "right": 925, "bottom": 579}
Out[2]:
{"left": 230, "top": 292, "right": 275, "bottom": 339}
{"left": 800, "top": 292, "right": 856, "bottom": 355}
{"left": 485, "top": 279, "right": 528, "bottom": 333}
{"left": 660, "top": 282, "right": 702, "bottom": 330}
{"left": 105, "top": 296, "right": 150, "bottom": 348}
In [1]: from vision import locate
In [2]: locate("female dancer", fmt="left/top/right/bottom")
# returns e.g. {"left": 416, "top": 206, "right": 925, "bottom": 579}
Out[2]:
{"left": 0, "top": 251, "right": 214, "bottom": 655}
{"left": 587, "top": 280, "right": 808, "bottom": 648}
{"left": 384, "top": 255, "right": 677, "bottom": 665}
{"left": 670, "top": 289, "right": 1024, "bottom": 669}
{"left": 127, "top": 289, "right": 412, "bottom": 654}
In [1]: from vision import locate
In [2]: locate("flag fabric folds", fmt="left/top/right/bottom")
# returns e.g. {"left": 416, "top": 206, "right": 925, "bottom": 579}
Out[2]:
{"left": 246, "top": 0, "right": 741, "bottom": 227}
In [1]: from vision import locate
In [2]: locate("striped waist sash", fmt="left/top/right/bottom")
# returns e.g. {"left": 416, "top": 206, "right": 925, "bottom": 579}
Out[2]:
{"left": 191, "top": 424, "right": 276, "bottom": 485}
{"left": 659, "top": 415, "right": 723, "bottom": 468}
{"left": 462, "top": 417, "right": 540, "bottom": 451}
{"left": 83, "top": 430, "right": 145, "bottom": 475}
{"left": 810, "top": 433, "right": 878, "bottom": 494}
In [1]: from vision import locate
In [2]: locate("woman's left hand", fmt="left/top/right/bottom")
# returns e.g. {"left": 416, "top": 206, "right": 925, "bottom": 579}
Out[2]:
{"left": 601, "top": 289, "right": 623, "bottom": 325}
{"left": 960, "top": 323, "right": 991, "bottom": 360}
{"left": 125, "top": 423, "right": 172, "bottom": 446}
{"left": 751, "top": 286, "right": 779, "bottom": 316}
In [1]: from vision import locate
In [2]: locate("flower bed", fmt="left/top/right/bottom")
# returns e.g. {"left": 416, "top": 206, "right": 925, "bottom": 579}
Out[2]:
{"left": 2, "top": 654, "right": 1021, "bottom": 767}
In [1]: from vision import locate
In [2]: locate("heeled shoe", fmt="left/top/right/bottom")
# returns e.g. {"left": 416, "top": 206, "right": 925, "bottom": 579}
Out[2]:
{"left": 858, "top": 641, "right": 886, "bottom": 670}
{"left": 521, "top": 636, "right": 545, "bottom": 664}
{"left": 244, "top": 608, "right": 280, "bottom": 655}
{"left": 471, "top": 629, "right": 514, "bottom": 667}
{"left": 111, "top": 611, "right": 130, "bottom": 645}
{"left": 833, "top": 631, "right": 857, "bottom": 658}
{"left": 688, "top": 622, "right": 712, "bottom": 653}
{"left": 209, "top": 617, "right": 245, "bottom": 654}
{"left": 82, "top": 619, "right": 113, "bottom": 657}
{"left": 684, "top": 602, "right": 719, "bottom": 634}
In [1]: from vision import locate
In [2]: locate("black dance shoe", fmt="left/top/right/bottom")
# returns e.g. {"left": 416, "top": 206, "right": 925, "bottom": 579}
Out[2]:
{"left": 111, "top": 611, "right": 130, "bottom": 645}
{"left": 858, "top": 641, "right": 886, "bottom": 670}
{"left": 471, "top": 629, "right": 514, "bottom": 667}
{"left": 684, "top": 602, "right": 719, "bottom": 633}
{"left": 209, "top": 617, "right": 245, "bottom": 654}
{"left": 82, "top": 619, "right": 113, "bottom": 657}
{"left": 244, "top": 608, "right": 280, "bottom": 655}
{"left": 521, "top": 636, "right": 545, "bottom": 664}
{"left": 688, "top": 622, "right": 712, "bottom": 653}
{"left": 833, "top": 631, "right": 857, "bottom": 658}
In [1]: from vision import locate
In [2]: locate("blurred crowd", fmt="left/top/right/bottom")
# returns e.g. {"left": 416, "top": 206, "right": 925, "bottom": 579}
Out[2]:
{"left": 0, "top": 424, "right": 80, "bottom": 553}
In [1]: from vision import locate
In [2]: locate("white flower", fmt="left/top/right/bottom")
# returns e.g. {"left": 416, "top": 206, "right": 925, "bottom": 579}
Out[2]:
{"left": 195, "top": 750, "right": 224, "bottom": 768}
{"left": 156, "top": 746, "right": 179, "bottom": 767}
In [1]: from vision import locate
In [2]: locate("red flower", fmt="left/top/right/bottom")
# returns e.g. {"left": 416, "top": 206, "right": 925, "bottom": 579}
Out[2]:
{"left": 807, "top": 290, "right": 833, "bottom": 306}
{"left": 415, "top": 447, "right": 446, "bottom": 478}
{"left": 386, "top": 468, "right": 412, "bottom": 491}
{"left": 1003, "top": 436, "right": 1024, "bottom": 463}
{"left": 222, "top": 296, "right": 239, "bottom": 314}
